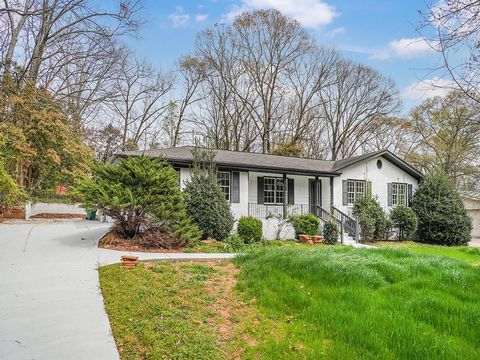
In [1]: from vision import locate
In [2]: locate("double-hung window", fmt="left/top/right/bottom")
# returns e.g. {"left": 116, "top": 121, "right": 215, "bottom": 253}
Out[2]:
{"left": 346, "top": 180, "right": 365, "bottom": 205}
{"left": 217, "top": 172, "right": 230, "bottom": 201}
{"left": 264, "top": 177, "right": 285, "bottom": 204}
{"left": 391, "top": 182, "right": 407, "bottom": 206}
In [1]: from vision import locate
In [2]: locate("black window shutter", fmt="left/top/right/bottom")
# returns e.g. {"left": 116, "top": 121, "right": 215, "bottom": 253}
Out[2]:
{"left": 407, "top": 184, "right": 413, "bottom": 207}
{"left": 231, "top": 172, "right": 240, "bottom": 203}
{"left": 288, "top": 178, "right": 294, "bottom": 204}
{"left": 387, "top": 183, "right": 393, "bottom": 206}
{"left": 342, "top": 180, "right": 348, "bottom": 206}
{"left": 257, "top": 177, "right": 264, "bottom": 204}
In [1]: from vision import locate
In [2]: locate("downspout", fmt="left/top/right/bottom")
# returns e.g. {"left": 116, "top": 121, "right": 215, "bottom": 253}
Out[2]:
{"left": 283, "top": 173, "right": 287, "bottom": 219}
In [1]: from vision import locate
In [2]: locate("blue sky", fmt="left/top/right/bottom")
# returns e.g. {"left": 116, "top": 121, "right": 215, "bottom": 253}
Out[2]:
{"left": 123, "top": 0, "right": 449, "bottom": 112}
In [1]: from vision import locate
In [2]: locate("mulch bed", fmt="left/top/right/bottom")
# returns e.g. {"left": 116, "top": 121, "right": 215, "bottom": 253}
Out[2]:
{"left": 99, "top": 230, "right": 187, "bottom": 253}
{"left": 30, "top": 213, "right": 85, "bottom": 219}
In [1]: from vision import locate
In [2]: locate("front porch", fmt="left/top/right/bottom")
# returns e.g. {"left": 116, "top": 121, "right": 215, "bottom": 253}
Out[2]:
{"left": 244, "top": 171, "right": 358, "bottom": 242}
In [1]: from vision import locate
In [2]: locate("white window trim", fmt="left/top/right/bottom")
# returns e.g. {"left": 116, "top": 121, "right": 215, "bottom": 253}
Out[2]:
{"left": 217, "top": 171, "right": 230, "bottom": 201}
{"left": 347, "top": 179, "right": 366, "bottom": 206}
{"left": 263, "top": 177, "right": 285, "bottom": 205}
{"left": 392, "top": 182, "right": 407, "bottom": 206}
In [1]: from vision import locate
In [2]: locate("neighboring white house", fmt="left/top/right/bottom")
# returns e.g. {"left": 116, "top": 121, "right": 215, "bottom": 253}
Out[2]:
{"left": 115, "top": 146, "right": 423, "bottom": 241}
{"left": 461, "top": 192, "right": 480, "bottom": 241}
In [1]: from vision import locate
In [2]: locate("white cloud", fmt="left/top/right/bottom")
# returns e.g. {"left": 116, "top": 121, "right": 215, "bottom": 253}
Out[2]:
{"left": 372, "top": 37, "right": 436, "bottom": 60}
{"left": 169, "top": 9, "right": 190, "bottom": 28}
{"left": 402, "top": 77, "right": 456, "bottom": 101}
{"left": 195, "top": 14, "right": 209, "bottom": 23}
{"left": 323, "top": 26, "right": 345, "bottom": 38}
{"left": 224, "top": 0, "right": 338, "bottom": 28}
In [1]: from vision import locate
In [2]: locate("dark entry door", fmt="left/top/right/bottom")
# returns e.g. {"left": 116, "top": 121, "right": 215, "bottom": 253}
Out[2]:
{"left": 309, "top": 179, "right": 322, "bottom": 215}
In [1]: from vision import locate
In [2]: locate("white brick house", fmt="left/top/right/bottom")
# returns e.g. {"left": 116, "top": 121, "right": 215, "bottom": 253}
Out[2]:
{"left": 115, "top": 146, "right": 423, "bottom": 241}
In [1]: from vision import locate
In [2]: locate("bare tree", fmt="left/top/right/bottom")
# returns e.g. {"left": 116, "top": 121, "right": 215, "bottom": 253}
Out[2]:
{"left": 359, "top": 116, "right": 415, "bottom": 156}
{"left": 196, "top": 10, "right": 314, "bottom": 153}
{"left": 169, "top": 55, "right": 207, "bottom": 147}
{"left": 0, "top": 0, "right": 141, "bottom": 82}
{"left": 194, "top": 23, "right": 259, "bottom": 151}
{"left": 108, "top": 52, "right": 174, "bottom": 149}
{"left": 47, "top": 35, "right": 122, "bottom": 131}
{"left": 275, "top": 46, "right": 339, "bottom": 148}
{"left": 1, "top": 0, "right": 34, "bottom": 71}
{"left": 84, "top": 123, "right": 122, "bottom": 161}
{"left": 420, "top": 0, "right": 480, "bottom": 105}
{"left": 319, "top": 59, "right": 400, "bottom": 160}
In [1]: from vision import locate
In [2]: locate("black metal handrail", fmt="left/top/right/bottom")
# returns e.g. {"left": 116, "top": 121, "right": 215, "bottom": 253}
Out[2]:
{"left": 331, "top": 206, "right": 358, "bottom": 240}
{"left": 315, "top": 205, "right": 338, "bottom": 224}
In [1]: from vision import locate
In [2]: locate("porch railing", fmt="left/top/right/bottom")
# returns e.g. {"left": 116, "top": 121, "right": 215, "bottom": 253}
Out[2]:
{"left": 331, "top": 206, "right": 359, "bottom": 240}
{"left": 248, "top": 203, "right": 359, "bottom": 243}
{"left": 248, "top": 203, "right": 309, "bottom": 219}
{"left": 314, "top": 205, "right": 359, "bottom": 243}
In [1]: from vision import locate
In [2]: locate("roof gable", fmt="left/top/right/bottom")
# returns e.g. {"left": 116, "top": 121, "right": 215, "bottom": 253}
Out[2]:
{"left": 333, "top": 149, "right": 423, "bottom": 181}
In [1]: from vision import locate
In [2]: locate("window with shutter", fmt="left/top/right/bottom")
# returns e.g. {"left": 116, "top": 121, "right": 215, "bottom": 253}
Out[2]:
{"left": 288, "top": 178, "right": 294, "bottom": 204}
{"left": 263, "top": 177, "right": 285, "bottom": 204}
{"left": 217, "top": 172, "right": 230, "bottom": 201}
{"left": 231, "top": 172, "right": 240, "bottom": 203}
{"left": 345, "top": 179, "right": 366, "bottom": 205}
{"left": 391, "top": 182, "right": 408, "bottom": 206}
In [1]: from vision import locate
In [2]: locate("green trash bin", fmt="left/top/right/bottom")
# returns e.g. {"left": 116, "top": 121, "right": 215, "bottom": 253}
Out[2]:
{"left": 86, "top": 209, "right": 97, "bottom": 220}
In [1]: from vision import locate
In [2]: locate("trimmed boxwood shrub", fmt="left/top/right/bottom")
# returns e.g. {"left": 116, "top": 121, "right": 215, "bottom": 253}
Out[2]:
{"left": 411, "top": 169, "right": 472, "bottom": 246}
{"left": 352, "top": 195, "right": 387, "bottom": 242}
{"left": 237, "top": 216, "right": 263, "bottom": 243}
{"left": 289, "top": 213, "right": 320, "bottom": 236}
{"left": 323, "top": 221, "right": 339, "bottom": 244}
{"left": 390, "top": 205, "right": 417, "bottom": 240}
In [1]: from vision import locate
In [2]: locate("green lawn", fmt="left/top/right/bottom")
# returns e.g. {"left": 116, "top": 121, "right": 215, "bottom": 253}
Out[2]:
{"left": 186, "top": 239, "right": 305, "bottom": 253}
{"left": 375, "top": 241, "right": 480, "bottom": 266}
{"left": 100, "top": 246, "right": 480, "bottom": 359}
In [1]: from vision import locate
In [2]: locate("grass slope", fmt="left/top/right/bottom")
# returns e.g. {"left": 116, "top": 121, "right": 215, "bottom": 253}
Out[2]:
{"left": 100, "top": 246, "right": 480, "bottom": 359}
{"left": 375, "top": 241, "right": 480, "bottom": 266}
{"left": 235, "top": 247, "right": 480, "bottom": 359}
{"left": 100, "top": 262, "right": 229, "bottom": 359}
{"left": 99, "top": 261, "right": 267, "bottom": 360}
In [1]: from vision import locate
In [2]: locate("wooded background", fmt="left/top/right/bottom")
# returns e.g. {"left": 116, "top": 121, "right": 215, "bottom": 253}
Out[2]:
{"left": 1, "top": 1, "right": 479, "bottom": 197}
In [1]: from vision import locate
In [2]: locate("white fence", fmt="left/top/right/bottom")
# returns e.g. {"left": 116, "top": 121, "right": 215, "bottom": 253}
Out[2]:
{"left": 25, "top": 202, "right": 86, "bottom": 219}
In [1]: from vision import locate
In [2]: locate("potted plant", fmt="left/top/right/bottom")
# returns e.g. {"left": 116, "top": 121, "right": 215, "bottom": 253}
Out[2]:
{"left": 289, "top": 214, "right": 320, "bottom": 244}
{"left": 298, "top": 234, "right": 311, "bottom": 243}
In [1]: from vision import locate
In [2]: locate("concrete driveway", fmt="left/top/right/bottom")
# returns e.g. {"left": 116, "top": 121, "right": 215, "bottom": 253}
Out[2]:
{"left": 0, "top": 220, "right": 236, "bottom": 360}
{"left": 0, "top": 220, "right": 119, "bottom": 360}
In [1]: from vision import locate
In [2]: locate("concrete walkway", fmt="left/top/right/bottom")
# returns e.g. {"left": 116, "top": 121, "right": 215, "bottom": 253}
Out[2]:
{"left": 469, "top": 237, "right": 480, "bottom": 248}
{"left": 0, "top": 220, "right": 235, "bottom": 360}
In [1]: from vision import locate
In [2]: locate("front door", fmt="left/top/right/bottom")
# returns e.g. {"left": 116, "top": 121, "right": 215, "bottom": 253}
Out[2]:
{"left": 309, "top": 179, "right": 322, "bottom": 215}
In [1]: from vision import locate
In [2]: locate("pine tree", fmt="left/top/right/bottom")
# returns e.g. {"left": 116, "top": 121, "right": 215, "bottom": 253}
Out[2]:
{"left": 183, "top": 147, "right": 234, "bottom": 240}
{"left": 412, "top": 169, "right": 472, "bottom": 245}
{"left": 76, "top": 156, "right": 200, "bottom": 243}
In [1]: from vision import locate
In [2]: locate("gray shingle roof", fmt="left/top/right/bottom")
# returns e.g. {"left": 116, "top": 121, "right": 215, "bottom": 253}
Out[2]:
{"left": 115, "top": 146, "right": 339, "bottom": 175}
{"left": 114, "top": 146, "right": 423, "bottom": 180}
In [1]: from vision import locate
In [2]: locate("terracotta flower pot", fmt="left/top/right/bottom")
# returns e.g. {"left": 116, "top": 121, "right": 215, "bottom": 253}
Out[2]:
{"left": 298, "top": 234, "right": 311, "bottom": 243}
{"left": 121, "top": 255, "right": 139, "bottom": 268}
{"left": 311, "top": 235, "right": 323, "bottom": 244}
